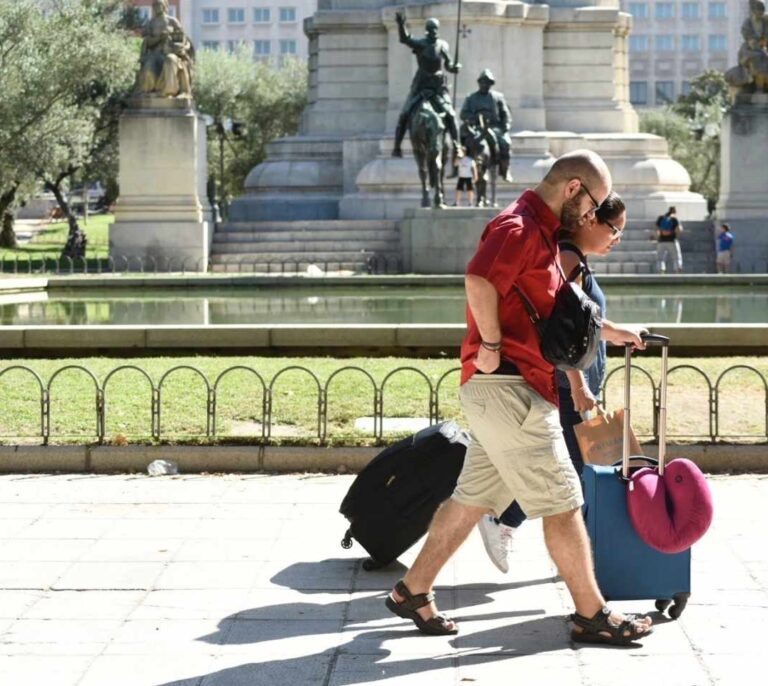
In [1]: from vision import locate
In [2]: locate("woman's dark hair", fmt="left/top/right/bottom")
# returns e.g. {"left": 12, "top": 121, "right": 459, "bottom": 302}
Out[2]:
{"left": 595, "top": 191, "right": 626, "bottom": 225}
{"left": 560, "top": 190, "right": 625, "bottom": 240}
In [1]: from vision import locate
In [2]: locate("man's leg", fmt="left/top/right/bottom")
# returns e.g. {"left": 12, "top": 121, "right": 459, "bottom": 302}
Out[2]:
{"left": 543, "top": 507, "right": 652, "bottom": 636}
{"left": 392, "top": 497, "right": 487, "bottom": 625}
{"left": 392, "top": 107, "right": 411, "bottom": 157}
{"left": 674, "top": 239, "right": 683, "bottom": 273}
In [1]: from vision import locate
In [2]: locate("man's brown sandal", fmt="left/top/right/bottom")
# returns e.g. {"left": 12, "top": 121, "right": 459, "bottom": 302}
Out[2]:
{"left": 385, "top": 580, "right": 458, "bottom": 635}
{"left": 571, "top": 606, "right": 653, "bottom": 646}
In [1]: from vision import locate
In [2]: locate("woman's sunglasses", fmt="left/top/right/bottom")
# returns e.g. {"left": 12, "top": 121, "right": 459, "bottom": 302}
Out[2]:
{"left": 604, "top": 221, "right": 623, "bottom": 238}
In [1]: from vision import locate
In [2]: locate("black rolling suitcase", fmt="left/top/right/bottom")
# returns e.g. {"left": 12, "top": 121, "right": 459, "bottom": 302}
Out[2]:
{"left": 340, "top": 421, "right": 469, "bottom": 570}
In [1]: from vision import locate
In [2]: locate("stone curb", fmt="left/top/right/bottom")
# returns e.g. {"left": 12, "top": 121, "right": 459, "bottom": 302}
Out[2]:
{"left": 0, "top": 443, "right": 763, "bottom": 474}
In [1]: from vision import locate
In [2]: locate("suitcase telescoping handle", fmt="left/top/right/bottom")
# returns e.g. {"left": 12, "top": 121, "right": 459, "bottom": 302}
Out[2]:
{"left": 623, "top": 333, "right": 669, "bottom": 479}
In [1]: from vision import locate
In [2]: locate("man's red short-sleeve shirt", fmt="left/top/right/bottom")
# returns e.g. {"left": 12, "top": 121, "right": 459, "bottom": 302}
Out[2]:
{"left": 460, "top": 190, "right": 562, "bottom": 405}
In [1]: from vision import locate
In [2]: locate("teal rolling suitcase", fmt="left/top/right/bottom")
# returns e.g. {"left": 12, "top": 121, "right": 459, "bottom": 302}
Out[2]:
{"left": 582, "top": 334, "right": 691, "bottom": 619}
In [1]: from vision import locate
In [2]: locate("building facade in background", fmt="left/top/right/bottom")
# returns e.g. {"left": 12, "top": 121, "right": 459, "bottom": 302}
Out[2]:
{"left": 622, "top": 0, "right": 748, "bottom": 106}
{"left": 129, "top": 0, "right": 182, "bottom": 21}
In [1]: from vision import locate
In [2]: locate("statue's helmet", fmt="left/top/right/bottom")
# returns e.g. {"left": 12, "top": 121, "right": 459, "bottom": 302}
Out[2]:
{"left": 425, "top": 18, "right": 440, "bottom": 32}
{"left": 478, "top": 69, "right": 496, "bottom": 85}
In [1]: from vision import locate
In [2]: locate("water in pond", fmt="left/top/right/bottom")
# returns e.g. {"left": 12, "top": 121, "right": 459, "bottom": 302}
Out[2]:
{"left": 1, "top": 285, "right": 767, "bottom": 326}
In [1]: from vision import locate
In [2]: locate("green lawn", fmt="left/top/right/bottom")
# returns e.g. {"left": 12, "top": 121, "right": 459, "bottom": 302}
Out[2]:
{"left": 0, "top": 355, "right": 765, "bottom": 446}
{"left": 1, "top": 215, "right": 112, "bottom": 271}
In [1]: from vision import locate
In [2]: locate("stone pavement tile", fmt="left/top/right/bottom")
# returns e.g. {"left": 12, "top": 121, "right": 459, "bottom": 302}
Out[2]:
{"left": 103, "top": 618, "right": 233, "bottom": 655}
{"left": 53, "top": 561, "right": 164, "bottom": 590}
{"left": 105, "top": 518, "right": 205, "bottom": 540}
{"left": 453, "top": 613, "right": 573, "bottom": 657}
{"left": 0, "top": 518, "right": 38, "bottom": 537}
{"left": 1, "top": 618, "right": 122, "bottom": 655}
{"left": 0, "top": 655, "right": 94, "bottom": 686}
{"left": 0, "top": 590, "right": 45, "bottom": 619}
{"left": 458, "top": 654, "right": 582, "bottom": 685}
{"left": 47, "top": 502, "right": 134, "bottom": 519}
{"left": 197, "top": 653, "right": 334, "bottom": 686}
{"left": 678, "top": 604, "right": 768, "bottom": 655}
{"left": 576, "top": 653, "right": 711, "bottom": 686}
{"left": 254, "top": 557, "right": 358, "bottom": 591}
{"left": 341, "top": 623, "right": 460, "bottom": 656}
{"left": 79, "top": 538, "right": 182, "bottom": 563}
{"left": 130, "top": 590, "right": 254, "bottom": 621}
{"left": 0, "top": 503, "right": 51, "bottom": 518}
{"left": 328, "top": 652, "right": 456, "bottom": 685}
{"left": 77, "top": 653, "right": 218, "bottom": 686}
{"left": 236, "top": 589, "right": 350, "bottom": 621}
{"left": 221, "top": 618, "right": 345, "bottom": 655}
{"left": 23, "top": 590, "right": 145, "bottom": 620}
{"left": 12, "top": 518, "right": 116, "bottom": 539}
{"left": 0, "top": 561, "right": 71, "bottom": 589}
{"left": 0, "top": 539, "right": 94, "bottom": 562}
{"left": 174, "top": 538, "right": 274, "bottom": 562}
{"left": 702, "top": 655, "right": 764, "bottom": 685}
{"left": 154, "top": 561, "right": 263, "bottom": 590}
{"left": 187, "top": 519, "right": 280, "bottom": 540}
{"left": 121, "top": 503, "right": 208, "bottom": 520}
{"left": 200, "top": 502, "right": 298, "bottom": 522}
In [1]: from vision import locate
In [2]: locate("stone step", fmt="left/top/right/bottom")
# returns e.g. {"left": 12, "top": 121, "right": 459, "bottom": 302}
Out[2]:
{"left": 212, "top": 239, "right": 400, "bottom": 254}
{"left": 212, "top": 230, "right": 399, "bottom": 244}
{"left": 215, "top": 220, "right": 398, "bottom": 233}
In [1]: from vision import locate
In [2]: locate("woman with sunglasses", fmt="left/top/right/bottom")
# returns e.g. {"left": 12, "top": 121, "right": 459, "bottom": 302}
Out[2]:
{"left": 477, "top": 191, "right": 647, "bottom": 572}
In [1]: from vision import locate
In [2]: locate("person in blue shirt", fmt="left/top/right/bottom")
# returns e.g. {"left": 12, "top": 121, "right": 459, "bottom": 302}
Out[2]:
{"left": 716, "top": 223, "right": 735, "bottom": 273}
{"left": 477, "top": 191, "right": 647, "bottom": 572}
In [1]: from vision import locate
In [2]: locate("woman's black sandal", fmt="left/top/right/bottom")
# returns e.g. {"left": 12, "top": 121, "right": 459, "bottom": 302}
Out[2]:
{"left": 385, "top": 580, "right": 458, "bottom": 635}
{"left": 571, "top": 606, "right": 652, "bottom": 646}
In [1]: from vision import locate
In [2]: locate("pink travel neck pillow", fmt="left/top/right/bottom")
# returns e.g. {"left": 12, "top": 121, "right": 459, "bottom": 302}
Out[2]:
{"left": 627, "top": 458, "right": 713, "bottom": 554}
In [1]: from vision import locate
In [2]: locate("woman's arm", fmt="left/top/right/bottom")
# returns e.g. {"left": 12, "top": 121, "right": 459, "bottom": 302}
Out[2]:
{"left": 601, "top": 320, "right": 647, "bottom": 348}
{"left": 565, "top": 369, "right": 597, "bottom": 412}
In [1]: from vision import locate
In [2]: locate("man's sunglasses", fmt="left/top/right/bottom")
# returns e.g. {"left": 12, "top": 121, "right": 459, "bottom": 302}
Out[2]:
{"left": 578, "top": 180, "right": 600, "bottom": 219}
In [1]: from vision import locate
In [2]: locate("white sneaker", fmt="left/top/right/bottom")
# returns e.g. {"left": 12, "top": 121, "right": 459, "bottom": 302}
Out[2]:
{"left": 477, "top": 515, "right": 515, "bottom": 573}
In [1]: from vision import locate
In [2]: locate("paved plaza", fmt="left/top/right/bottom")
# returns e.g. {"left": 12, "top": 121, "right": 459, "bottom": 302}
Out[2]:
{"left": 0, "top": 472, "right": 765, "bottom": 685}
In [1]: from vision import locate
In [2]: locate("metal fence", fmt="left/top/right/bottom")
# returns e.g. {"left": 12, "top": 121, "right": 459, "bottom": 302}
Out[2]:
{"left": 0, "top": 362, "right": 766, "bottom": 446}
{"left": 0, "top": 253, "right": 401, "bottom": 275}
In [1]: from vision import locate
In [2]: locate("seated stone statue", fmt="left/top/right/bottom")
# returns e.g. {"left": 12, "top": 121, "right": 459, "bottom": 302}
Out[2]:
{"left": 726, "top": 0, "right": 768, "bottom": 94}
{"left": 134, "top": 0, "right": 194, "bottom": 98}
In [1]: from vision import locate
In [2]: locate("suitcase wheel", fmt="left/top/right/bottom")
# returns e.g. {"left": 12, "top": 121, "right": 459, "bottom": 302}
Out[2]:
{"left": 655, "top": 599, "right": 672, "bottom": 613}
{"left": 341, "top": 529, "right": 353, "bottom": 550}
{"left": 668, "top": 593, "right": 690, "bottom": 620}
{"left": 362, "top": 558, "right": 386, "bottom": 571}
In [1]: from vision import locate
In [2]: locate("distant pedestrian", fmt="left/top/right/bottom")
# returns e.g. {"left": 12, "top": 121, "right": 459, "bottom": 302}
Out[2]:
{"left": 655, "top": 206, "right": 683, "bottom": 273}
{"left": 455, "top": 155, "right": 478, "bottom": 207}
{"left": 716, "top": 223, "right": 734, "bottom": 273}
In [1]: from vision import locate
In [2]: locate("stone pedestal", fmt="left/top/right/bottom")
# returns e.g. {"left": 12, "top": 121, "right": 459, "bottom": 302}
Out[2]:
{"left": 110, "top": 97, "right": 213, "bottom": 271}
{"left": 717, "top": 94, "right": 768, "bottom": 273}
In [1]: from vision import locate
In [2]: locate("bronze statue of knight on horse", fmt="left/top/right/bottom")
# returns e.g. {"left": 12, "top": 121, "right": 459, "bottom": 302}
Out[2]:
{"left": 392, "top": 12, "right": 462, "bottom": 209}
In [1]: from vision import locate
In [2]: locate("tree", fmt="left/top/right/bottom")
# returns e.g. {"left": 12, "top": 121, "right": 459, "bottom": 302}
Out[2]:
{"left": 0, "top": 0, "right": 136, "bottom": 251}
{"left": 640, "top": 70, "right": 729, "bottom": 211}
{"left": 193, "top": 47, "right": 308, "bottom": 213}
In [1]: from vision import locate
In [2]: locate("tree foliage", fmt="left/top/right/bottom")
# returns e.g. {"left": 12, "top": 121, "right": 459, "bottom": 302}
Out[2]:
{"left": 639, "top": 70, "right": 729, "bottom": 211}
{"left": 193, "top": 47, "right": 308, "bottom": 210}
{"left": 0, "top": 0, "right": 136, "bottom": 248}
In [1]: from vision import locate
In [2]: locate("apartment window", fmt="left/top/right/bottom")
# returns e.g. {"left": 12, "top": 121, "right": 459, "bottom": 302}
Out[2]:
{"left": 630, "top": 35, "right": 649, "bottom": 52}
{"left": 280, "top": 39, "right": 297, "bottom": 55}
{"left": 167, "top": 5, "right": 177, "bottom": 17}
{"left": 253, "top": 7, "right": 271, "bottom": 23}
{"left": 628, "top": 3, "right": 648, "bottom": 19}
{"left": 254, "top": 40, "right": 271, "bottom": 57}
{"left": 227, "top": 40, "right": 247, "bottom": 53}
{"left": 682, "top": 2, "right": 700, "bottom": 19}
{"left": 630, "top": 81, "right": 648, "bottom": 105}
{"left": 655, "top": 2, "right": 674, "bottom": 20}
{"left": 708, "top": 2, "right": 726, "bottom": 19}
{"left": 682, "top": 35, "right": 701, "bottom": 52}
{"left": 228, "top": 7, "right": 246, "bottom": 24}
{"left": 655, "top": 35, "right": 675, "bottom": 51}
{"left": 681, "top": 81, "right": 692, "bottom": 96}
{"left": 279, "top": 7, "right": 297, "bottom": 23}
{"left": 709, "top": 34, "right": 727, "bottom": 52}
{"left": 137, "top": 6, "right": 151, "bottom": 22}
{"left": 655, "top": 80, "right": 675, "bottom": 104}
{"left": 202, "top": 8, "right": 219, "bottom": 24}
{"left": 202, "top": 41, "right": 219, "bottom": 51}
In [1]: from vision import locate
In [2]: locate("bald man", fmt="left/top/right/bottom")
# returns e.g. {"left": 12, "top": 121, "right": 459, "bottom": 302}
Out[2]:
{"left": 385, "top": 150, "right": 654, "bottom": 646}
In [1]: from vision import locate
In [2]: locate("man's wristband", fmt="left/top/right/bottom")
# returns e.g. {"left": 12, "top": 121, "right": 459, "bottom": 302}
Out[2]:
{"left": 480, "top": 340, "right": 502, "bottom": 352}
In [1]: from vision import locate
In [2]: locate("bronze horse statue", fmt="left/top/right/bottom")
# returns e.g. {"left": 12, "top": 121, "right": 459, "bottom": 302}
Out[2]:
{"left": 409, "top": 99, "right": 449, "bottom": 208}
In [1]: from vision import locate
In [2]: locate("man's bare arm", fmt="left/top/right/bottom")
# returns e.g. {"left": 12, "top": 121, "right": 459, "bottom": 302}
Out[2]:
{"left": 466, "top": 273, "right": 501, "bottom": 373}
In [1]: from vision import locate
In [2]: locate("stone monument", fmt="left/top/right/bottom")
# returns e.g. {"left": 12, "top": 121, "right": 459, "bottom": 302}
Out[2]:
{"left": 110, "top": 0, "right": 212, "bottom": 271}
{"left": 227, "top": 0, "right": 708, "bottom": 273}
{"left": 719, "top": 0, "right": 768, "bottom": 273}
